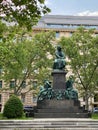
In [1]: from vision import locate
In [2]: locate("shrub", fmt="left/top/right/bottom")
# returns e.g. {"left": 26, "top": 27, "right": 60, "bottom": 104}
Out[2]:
{"left": 3, "top": 95, "right": 23, "bottom": 118}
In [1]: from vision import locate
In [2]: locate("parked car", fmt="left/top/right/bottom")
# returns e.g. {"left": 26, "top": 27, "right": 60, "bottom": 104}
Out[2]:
{"left": 93, "top": 107, "right": 98, "bottom": 113}
{"left": 23, "top": 106, "right": 34, "bottom": 117}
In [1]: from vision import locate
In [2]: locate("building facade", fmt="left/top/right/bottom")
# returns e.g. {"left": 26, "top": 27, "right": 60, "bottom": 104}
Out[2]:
{"left": 33, "top": 15, "right": 98, "bottom": 37}
{"left": 0, "top": 15, "right": 98, "bottom": 112}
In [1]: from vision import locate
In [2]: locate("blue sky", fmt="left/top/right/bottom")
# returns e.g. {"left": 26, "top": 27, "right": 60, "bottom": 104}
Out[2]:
{"left": 45, "top": 0, "right": 98, "bottom": 16}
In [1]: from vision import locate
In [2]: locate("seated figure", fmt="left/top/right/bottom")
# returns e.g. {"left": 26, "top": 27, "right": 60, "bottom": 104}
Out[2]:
{"left": 53, "top": 45, "right": 66, "bottom": 70}
{"left": 65, "top": 76, "right": 78, "bottom": 100}
{"left": 37, "top": 80, "right": 54, "bottom": 101}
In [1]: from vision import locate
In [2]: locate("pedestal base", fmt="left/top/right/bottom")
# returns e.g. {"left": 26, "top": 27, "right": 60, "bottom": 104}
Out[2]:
{"left": 34, "top": 69, "right": 90, "bottom": 118}
{"left": 34, "top": 99, "right": 89, "bottom": 118}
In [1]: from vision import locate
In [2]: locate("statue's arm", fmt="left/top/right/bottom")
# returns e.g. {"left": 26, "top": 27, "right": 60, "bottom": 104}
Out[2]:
{"left": 55, "top": 51, "right": 61, "bottom": 58}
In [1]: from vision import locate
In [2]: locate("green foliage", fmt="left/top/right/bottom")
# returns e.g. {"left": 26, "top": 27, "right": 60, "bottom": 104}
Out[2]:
{"left": 0, "top": 22, "right": 55, "bottom": 95}
{"left": 3, "top": 95, "right": 23, "bottom": 119}
{"left": 0, "top": 112, "right": 33, "bottom": 120}
{"left": 32, "top": 31, "right": 55, "bottom": 83}
{"left": 92, "top": 113, "right": 98, "bottom": 119}
{"left": 0, "top": 21, "right": 8, "bottom": 39}
{"left": 0, "top": 0, "right": 51, "bottom": 29}
{"left": 59, "top": 27, "right": 98, "bottom": 110}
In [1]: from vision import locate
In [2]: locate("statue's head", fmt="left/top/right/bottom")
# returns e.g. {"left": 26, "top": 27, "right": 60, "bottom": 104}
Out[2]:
{"left": 43, "top": 79, "right": 51, "bottom": 84}
{"left": 57, "top": 45, "right": 62, "bottom": 51}
{"left": 43, "top": 79, "right": 48, "bottom": 83}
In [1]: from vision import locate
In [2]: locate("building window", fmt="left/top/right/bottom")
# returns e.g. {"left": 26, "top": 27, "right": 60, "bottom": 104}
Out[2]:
{"left": 0, "top": 81, "right": 2, "bottom": 88}
{"left": 32, "top": 81, "right": 37, "bottom": 89}
{"left": 33, "top": 96, "right": 37, "bottom": 103}
{"left": 55, "top": 32, "right": 60, "bottom": 38}
{"left": 95, "top": 33, "right": 98, "bottom": 36}
{"left": 94, "top": 94, "right": 98, "bottom": 102}
{"left": 69, "top": 32, "right": 73, "bottom": 37}
{"left": 21, "top": 81, "right": 26, "bottom": 88}
{"left": 10, "top": 81, "right": 15, "bottom": 88}
{"left": 21, "top": 94, "right": 25, "bottom": 103}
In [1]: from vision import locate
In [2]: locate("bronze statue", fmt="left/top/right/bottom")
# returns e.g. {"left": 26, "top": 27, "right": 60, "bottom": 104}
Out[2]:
{"left": 37, "top": 80, "right": 54, "bottom": 101}
{"left": 65, "top": 76, "right": 78, "bottom": 100}
{"left": 37, "top": 44, "right": 78, "bottom": 101}
{"left": 53, "top": 45, "right": 66, "bottom": 70}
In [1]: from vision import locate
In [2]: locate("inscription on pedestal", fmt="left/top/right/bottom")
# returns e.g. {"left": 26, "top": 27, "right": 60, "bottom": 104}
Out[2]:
{"left": 51, "top": 70, "right": 67, "bottom": 90}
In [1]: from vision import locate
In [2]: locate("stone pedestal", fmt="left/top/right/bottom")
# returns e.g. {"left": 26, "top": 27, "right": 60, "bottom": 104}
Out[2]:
{"left": 51, "top": 70, "right": 66, "bottom": 90}
{"left": 34, "top": 70, "right": 89, "bottom": 118}
{"left": 34, "top": 99, "right": 89, "bottom": 118}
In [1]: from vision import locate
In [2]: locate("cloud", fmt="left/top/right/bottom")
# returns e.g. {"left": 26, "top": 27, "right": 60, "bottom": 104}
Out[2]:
{"left": 45, "top": 0, "right": 51, "bottom": 6}
{"left": 76, "top": 10, "right": 98, "bottom": 16}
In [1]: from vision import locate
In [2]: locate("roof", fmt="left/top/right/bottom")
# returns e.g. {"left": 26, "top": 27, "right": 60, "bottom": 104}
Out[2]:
{"left": 37, "top": 15, "right": 98, "bottom": 26}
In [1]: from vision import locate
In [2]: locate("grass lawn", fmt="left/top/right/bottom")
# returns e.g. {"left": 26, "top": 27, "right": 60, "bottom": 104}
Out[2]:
{"left": 0, "top": 112, "right": 98, "bottom": 120}
{"left": 91, "top": 113, "right": 98, "bottom": 119}
{"left": 0, "top": 112, "right": 33, "bottom": 120}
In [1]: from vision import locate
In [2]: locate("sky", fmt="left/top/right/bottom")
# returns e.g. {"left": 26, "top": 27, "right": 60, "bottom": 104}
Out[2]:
{"left": 45, "top": 0, "right": 98, "bottom": 16}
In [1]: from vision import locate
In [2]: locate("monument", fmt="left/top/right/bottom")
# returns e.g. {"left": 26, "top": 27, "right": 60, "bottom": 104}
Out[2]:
{"left": 34, "top": 45, "right": 90, "bottom": 118}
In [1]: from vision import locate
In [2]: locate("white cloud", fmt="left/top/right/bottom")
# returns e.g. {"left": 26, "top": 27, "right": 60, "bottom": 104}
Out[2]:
{"left": 76, "top": 10, "right": 98, "bottom": 16}
{"left": 45, "top": 0, "right": 51, "bottom": 6}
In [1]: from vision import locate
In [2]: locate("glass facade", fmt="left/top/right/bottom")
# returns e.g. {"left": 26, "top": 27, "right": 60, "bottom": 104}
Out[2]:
{"left": 46, "top": 24, "right": 98, "bottom": 30}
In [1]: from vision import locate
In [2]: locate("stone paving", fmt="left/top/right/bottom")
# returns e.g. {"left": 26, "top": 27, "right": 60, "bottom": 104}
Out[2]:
{"left": 0, "top": 118, "right": 98, "bottom": 130}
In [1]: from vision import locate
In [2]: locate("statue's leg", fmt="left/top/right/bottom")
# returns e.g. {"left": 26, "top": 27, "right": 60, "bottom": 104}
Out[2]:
{"left": 65, "top": 90, "right": 69, "bottom": 99}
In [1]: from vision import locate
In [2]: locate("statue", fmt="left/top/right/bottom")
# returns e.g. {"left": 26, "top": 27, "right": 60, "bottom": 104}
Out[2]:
{"left": 37, "top": 76, "right": 78, "bottom": 101}
{"left": 56, "top": 90, "right": 63, "bottom": 100}
{"left": 37, "top": 80, "right": 54, "bottom": 101}
{"left": 64, "top": 76, "right": 78, "bottom": 100}
{"left": 53, "top": 45, "right": 66, "bottom": 70}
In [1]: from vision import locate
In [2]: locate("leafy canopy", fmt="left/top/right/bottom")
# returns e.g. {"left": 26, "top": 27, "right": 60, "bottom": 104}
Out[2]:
{"left": 0, "top": 22, "right": 55, "bottom": 95}
{"left": 0, "top": 0, "right": 51, "bottom": 29}
{"left": 60, "top": 27, "right": 98, "bottom": 101}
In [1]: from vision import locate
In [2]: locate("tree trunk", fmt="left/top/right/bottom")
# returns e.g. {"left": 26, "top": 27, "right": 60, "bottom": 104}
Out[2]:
{"left": 85, "top": 92, "right": 89, "bottom": 111}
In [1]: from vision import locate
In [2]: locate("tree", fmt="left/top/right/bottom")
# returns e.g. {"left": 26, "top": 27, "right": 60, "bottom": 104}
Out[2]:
{"left": 0, "top": 0, "right": 51, "bottom": 29}
{"left": 0, "top": 24, "right": 55, "bottom": 96}
{"left": 59, "top": 27, "right": 98, "bottom": 110}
